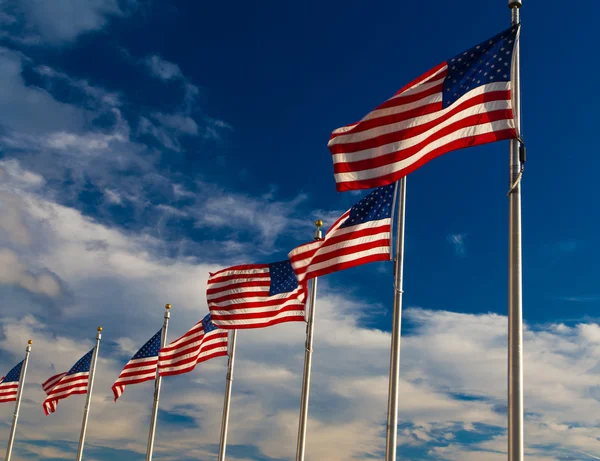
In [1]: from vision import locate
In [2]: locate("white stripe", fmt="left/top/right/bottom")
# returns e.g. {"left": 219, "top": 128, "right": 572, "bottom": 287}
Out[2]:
{"left": 211, "top": 298, "right": 305, "bottom": 316}
{"left": 291, "top": 230, "right": 391, "bottom": 271}
{"left": 330, "top": 82, "right": 510, "bottom": 153}
{"left": 114, "top": 370, "right": 156, "bottom": 383}
{"left": 389, "top": 73, "right": 446, "bottom": 100}
{"left": 335, "top": 119, "right": 515, "bottom": 184}
{"left": 159, "top": 345, "right": 228, "bottom": 373}
{"left": 159, "top": 334, "right": 226, "bottom": 365}
{"left": 126, "top": 356, "right": 158, "bottom": 365}
{"left": 210, "top": 267, "right": 268, "bottom": 279}
{"left": 214, "top": 310, "right": 306, "bottom": 326}
{"left": 207, "top": 276, "right": 270, "bottom": 291}
{"left": 207, "top": 286, "right": 270, "bottom": 299}
{"left": 303, "top": 247, "right": 390, "bottom": 276}
{"left": 47, "top": 383, "right": 88, "bottom": 399}
{"left": 208, "top": 287, "right": 304, "bottom": 308}
{"left": 331, "top": 98, "right": 511, "bottom": 154}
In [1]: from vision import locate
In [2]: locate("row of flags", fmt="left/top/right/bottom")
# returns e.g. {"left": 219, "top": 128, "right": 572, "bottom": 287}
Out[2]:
{"left": 1, "top": 22, "right": 523, "bottom": 461}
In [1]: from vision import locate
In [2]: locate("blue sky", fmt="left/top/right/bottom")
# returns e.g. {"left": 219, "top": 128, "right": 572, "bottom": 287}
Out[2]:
{"left": 0, "top": 0, "right": 599, "bottom": 460}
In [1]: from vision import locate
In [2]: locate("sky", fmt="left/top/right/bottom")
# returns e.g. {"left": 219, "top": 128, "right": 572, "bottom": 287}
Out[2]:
{"left": 0, "top": 0, "right": 599, "bottom": 460}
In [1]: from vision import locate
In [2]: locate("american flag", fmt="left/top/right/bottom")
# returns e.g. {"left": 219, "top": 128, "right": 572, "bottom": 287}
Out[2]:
{"left": 207, "top": 261, "right": 307, "bottom": 329}
{"left": 158, "top": 314, "right": 228, "bottom": 377}
{"left": 0, "top": 360, "right": 23, "bottom": 404}
{"left": 328, "top": 26, "right": 519, "bottom": 191}
{"left": 289, "top": 183, "right": 394, "bottom": 281}
{"left": 112, "top": 330, "right": 161, "bottom": 401}
{"left": 42, "top": 349, "right": 94, "bottom": 415}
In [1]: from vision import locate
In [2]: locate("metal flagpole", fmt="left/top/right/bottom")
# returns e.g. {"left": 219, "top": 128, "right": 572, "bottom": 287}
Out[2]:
{"left": 508, "top": 1, "right": 524, "bottom": 460}
{"left": 385, "top": 177, "right": 407, "bottom": 461}
{"left": 75, "top": 327, "right": 102, "bottom": 461}
{"left": 295, "top": 220, "right": 323, "bottom": 461}
{"left": 145, "top": 304, "right": 171, "bottom": 461}
{"left": 218, "top": 329, "right": 237, "bottom": 461}
{"left": 4, "top": 340, "right": 32, "bottom": 461}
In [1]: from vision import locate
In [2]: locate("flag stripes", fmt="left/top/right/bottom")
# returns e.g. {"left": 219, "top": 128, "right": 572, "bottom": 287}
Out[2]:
{"left": 158, "top": 315, "right": 228, "bottom": 377}
{"left": 328, "top": 27, "right": 519, "bottom": 191}
{"left": 0, "top": 361, "right": 24, "bottom": 404}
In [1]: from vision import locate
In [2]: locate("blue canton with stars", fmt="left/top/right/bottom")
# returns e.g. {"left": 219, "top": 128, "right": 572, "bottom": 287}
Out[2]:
{"left": 202, "top": 313, "right": 218, "bottom": 334}
{"left": 1, "top": 360, "right": 23, "bottom": 383}
{"left": 269, "top": 260, "right": 299, "bottom": 296}
{"left": 340, "top": 183, "right": 395, "bottom": 229}
{"left": 131, "top": 330, "right": 162, "bottom": 359}
{"left": 66, "top": 349, "right": 94, "bottom": 375}
{"left": 443, "top": 25, "right": 519, "bottom": 107}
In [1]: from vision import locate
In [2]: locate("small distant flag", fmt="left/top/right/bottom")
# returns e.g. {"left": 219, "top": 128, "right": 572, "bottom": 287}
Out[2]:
{"left": 289, "top": 183, "right": 394, "bottom": 281}
{"left": 158, "top": 314, "right": 228, "bottom": 377}
{"left": 328, "top": 26, "right": 520, "bottom": 191}
{"left": 112, "top": 330, "right": 161, "bottom": 401}
{"left": 0, "top": 361, "right": 24, "bottom": 403}
{"left": 42, "top": 349, "right": 93, "bottom": 415}
{"left": 207, "top": 260, "right": 307, "bottom": 329}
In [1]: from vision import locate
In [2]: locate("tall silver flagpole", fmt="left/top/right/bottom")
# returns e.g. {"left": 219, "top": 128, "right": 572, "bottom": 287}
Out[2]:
{"left": 295, "top": 220, "right": 323, "bottom": 461}
{"left": 508, "top": 1, "right": 524, "bottom": 460}
{"left": 75, "top": 327, "right": 102, "bottom": 461}
{"left": 218, "top": 329, "right": 237, "bottom": 461}
{"left": 4, "top": 340, "right": 32, "bottom": 461}
{"left": 145, "top": 304, "right": 171, "bottom": 461}
{"left": 385, "top": 177, "right": 407, "bottom": 461}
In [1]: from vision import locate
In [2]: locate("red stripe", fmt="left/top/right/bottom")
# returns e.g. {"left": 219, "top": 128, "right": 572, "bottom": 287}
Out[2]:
{"left": 160, "top": 340, "right": 229, "bottom": 368}
{"left": 208, "top": 264, "right": 268, "bottom": 279}
{"left": 113, "top": 375, "right": 155, "bottom": 387}
{"left": 333, "top": 108, "right": 514, "bottom": 174}
{"left": 211, "top": 304, "right": 305, "bottom": 321}
{"left": 121, "top": 359, "right": 158, "bottom": 370}
{"left": 43, "top": 388, "right": 88, "bottom": 415}
{"left": 214, "top": 315, "right": 306, "bottom": 330}
{"left": 208, "top": 272, "right": 270, "bottom": 286}
{"left": 207, "top": 280, "right": 270, "bottom": 296}
{"left": 336, "top": 128, "right": 517, "bottom": 191}
{"left": 330, "top": 91, "right": 509, "bottom": 155}
{"left": 159, "top": 333, "right": 228, "bottom": 362}
{"left": 305, "top": 238, "right": 391, "bottom": 268}
{"left": 209, "top": 291, "right": 304, "bottom": 311}
{"left": 159, "top": 349, "right": 228, "bottom": 377}
{"left": 208, "top": 289, "right": 272, "bottom": 304}
{"left": 115, "top": 368, "right": 156, "bottom": 379}
{"left": 370, "top": 81, "right": 444, "bottom": 112}
{"left": 305, "top": 253, "right": 391, "bottom": 279}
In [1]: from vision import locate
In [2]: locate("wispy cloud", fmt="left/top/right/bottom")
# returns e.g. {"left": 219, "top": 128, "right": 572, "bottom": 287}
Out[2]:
{"left": 559, "top": 295, "right": 600, "bottom": 303}
{"left": 447, "top": 233, "right": 468, "bottom": 256}
{"left": 145, "top": 54, "right": 183, "bottom": 81}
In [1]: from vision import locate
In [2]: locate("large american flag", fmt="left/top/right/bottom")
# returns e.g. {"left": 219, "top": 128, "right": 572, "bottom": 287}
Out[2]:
{"left": 158, "top": 314, "right": 228, "bottom": 377}
{"left": 42, "top": 349, "right": 93, "bottom": 415}
{"left": 289, "top": 183, "right": 394, "bottom": 281}
{"left": 0, "top": 360, "right": 24, "bottom": 404}
{"left": 328, "top": 26, "right": 519, "bottom": 191}
{"left": 112, "top": 330, "right": 161, "bottom": 401}
{"left": 207, "top": 261, "right": 307, "bottom": 329}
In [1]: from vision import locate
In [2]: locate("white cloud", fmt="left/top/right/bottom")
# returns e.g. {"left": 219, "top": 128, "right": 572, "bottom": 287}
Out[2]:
{"left": 0, "top": 248, "right": 61, "bottom": 297}
{"left": 145, "top": 55, "right": 183, "bottom": 81}
{"left": 7, "top": 0, "right": 135, "bottom": 45}
{"left": 447, "top": 233, "right": 467, "bottom": 256}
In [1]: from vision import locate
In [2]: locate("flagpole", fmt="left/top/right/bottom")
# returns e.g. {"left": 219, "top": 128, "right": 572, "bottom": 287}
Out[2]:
{"left": 4, "top": 340, "right": 32, "bottom": 461}
{"left": 75, "top": 327, "right": 102, "bottom": 461}
{"left": 385, "top": 177, "right": 406, "bottom": 461}
{"left": 295, "top": 220, "right": 323, "bottom": 461}
{"left": 218, "top": 329, "right": 237, "bottom": 461}
{"left": 145, "top": 304, "right": 171, "bottom": 461}
{"left": 508, "top": 1, "right": 524, "bottom": 461}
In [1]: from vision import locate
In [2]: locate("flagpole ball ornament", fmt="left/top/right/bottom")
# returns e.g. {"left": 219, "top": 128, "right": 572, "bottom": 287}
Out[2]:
{"left": 165, "top": 303, "right": 172, "bottom": 310}
{"left": 315, "top": 220, "right": 323, "bottom": 228}
{"left": 314, "top": 220, "right": 323, "bottom": 240}
{"left": 97, "top": 327, "right": 102, "bottom": 332}
{"left": 28, "top": 340, "right": 32, "bottom": 344}
{"left": 509, "top": 0, "right": 522, "bottom": 7}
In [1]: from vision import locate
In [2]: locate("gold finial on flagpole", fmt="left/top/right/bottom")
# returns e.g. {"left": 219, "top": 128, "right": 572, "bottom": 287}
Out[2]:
{"left": 97, "top": 327, "right": 102, "bottom": 332}
{"left": 315, "top": 219, "right": 323, "bottom": 228}
{"left": 165, "top": 303, "right": 172, "bottom": 310}
{"left": 314, "top": 220, "right": 323, "bottom": 240}
{"left": 28, "top": 340, "right": 32, "bottom": 345}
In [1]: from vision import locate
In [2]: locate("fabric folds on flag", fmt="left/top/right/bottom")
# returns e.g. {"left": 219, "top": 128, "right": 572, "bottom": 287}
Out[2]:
{"left": 0, "top": 360, "right": 24, "bottom": 404}
{"left": 328, "top": 26, "right": 520, "bottom": 191}
{"left": 42, "top": 349, "right": 94, "bottom": 415}
{"left": 207, "top": 260, "right": 307, "bottom": 329}
{"left": 158, "top": 314, "right": 228, "bottom": 377}
{"left": 289, "top": 183, "right": 394, "bottom": 281}
{"left": 112, "top": 329, "right": 162, "bottom": 401}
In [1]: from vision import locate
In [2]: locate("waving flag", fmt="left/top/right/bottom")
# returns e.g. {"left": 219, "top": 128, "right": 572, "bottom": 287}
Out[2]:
{"left": 42, "top": 349, "right": 93, "bottom": 415}
{"left": 0, "top": 361, "right": 23, "bottom": 403}
{"left": 112, "top": 330, "right": 161, "bottom": 401}
{"left": 207, "top": 261, "right": 307, "bottom": 329}
{"left": 158, "top": 314, "right": 228, "bottom": 377}
{"left": 289, "top": 183, "right": 394, "bottom": 281}
{"left": 328, "top": 26, "right": 519, "bottom": 191}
